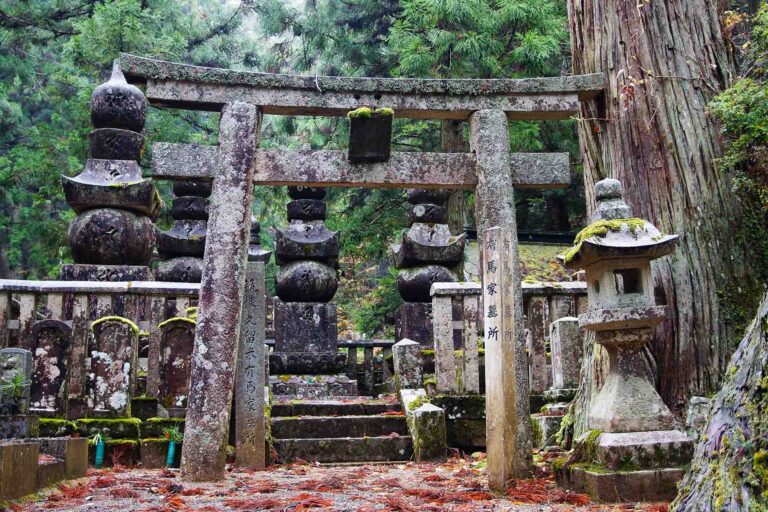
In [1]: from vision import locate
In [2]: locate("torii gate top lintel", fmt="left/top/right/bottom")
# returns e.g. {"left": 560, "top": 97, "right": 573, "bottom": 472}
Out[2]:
{"left": 119, "top": 53, "right": 604, "bottom": 120}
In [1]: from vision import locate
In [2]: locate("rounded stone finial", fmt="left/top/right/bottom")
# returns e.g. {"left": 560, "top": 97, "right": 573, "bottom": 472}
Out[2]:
{"left": 91, "top": 60, "right": 147, "bottom": 132}
{"left": 594, "top": 178, "right": 623, "bottom": 200}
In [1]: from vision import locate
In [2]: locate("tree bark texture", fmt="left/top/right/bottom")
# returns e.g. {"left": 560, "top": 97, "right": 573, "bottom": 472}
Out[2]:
{"left": 566, "top": 0, "right": 749, "bottom": 425}
{"left": 672, "top": 291, "right": 768, "bottom": 511}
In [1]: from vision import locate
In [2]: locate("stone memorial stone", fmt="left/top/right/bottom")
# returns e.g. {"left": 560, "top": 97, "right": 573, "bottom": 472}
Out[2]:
{"left": 60, "top": 60, "right": 157, "bottom": 282}
{"left": 392, "top": 339, "right": 423, "bottom": 389}
{"left": 548, "top": 317, "right": 581, "bottom": 393}
{"left": 88, "top": 318, "right": 137, "bottom": 417}
{"left": 29, "top": 320, "right": 72, "bottom": 416}
{"left": 158, "top": 318, "right": 195, "bottom": 417}
{"left": 393, "top": 189, "right": 465, "bottom": 346}
{"left": 0, "top": 348, "right": 33, "bottom": 415}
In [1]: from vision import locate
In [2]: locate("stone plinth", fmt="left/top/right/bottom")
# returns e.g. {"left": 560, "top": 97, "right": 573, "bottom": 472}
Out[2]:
{"left": 0, "top": 415, "right": 39, "bottom": 439}
{"left": 270, "top": 301, "right": 345, "bottom": 375}
{"left": 60, "top": 263, "right": 152, "bottom": 282}
{"left": 270, "top": 375, "right": 357, "bottom": 399}
{"left": 392, "top": 339, "right": 423, "bottom": 390}
{"left": 0, "top": 441, "right": 38, "bottom": 501}
{"left": 395, "top": 302, "right": 433, "bottom": 347}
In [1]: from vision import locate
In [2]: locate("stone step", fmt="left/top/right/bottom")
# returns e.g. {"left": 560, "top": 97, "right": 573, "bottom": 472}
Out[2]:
{"left": 272, "top": 415, "right": 407, "bottom": 439}
{"left": 271, "top": 398, "right": 401, "bottom": 417}
{"left": 273, "top": 436, "right": 413, "bottom": 463}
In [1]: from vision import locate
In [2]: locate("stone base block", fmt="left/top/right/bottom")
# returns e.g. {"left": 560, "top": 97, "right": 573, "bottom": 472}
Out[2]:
{"left": 140, "top": 440, "right": 181, "bottom": 468}
{"left": 395, "top": 302, "right": 433, "bottom": 346}
{"left": 131, "top": 398, "right": 159, "bottom": 421}
{"left": 270, "top": 375, "right": 358, "bottom": 399}
{"left": 558, "top": 466, "right": 685, "bottom": 502}
{"left": 37, "top": 458, "right": 67, "bottom": 488}
{"left": 38, "top": 437, "right": 88, "bottom": 479}
{"left": 532, "top": 414, "right": 563, "bottom": 448}
{"left": 88, "top": 441, "right": 138, "bottom": 467}
{"left": 542, "top": 403, "right": 569, "bottom": 416}
{"left": 446, "top": 418, "right": 485, "bottom": 450}
{"left": 66, "top": 398, "right": 88, "bottom": 420}
{"left": 596, "top": 430, "right": 693, "bottom": 470}
{"left": 409, "top": 404, "right": 447, "bottom": 462}
{"left": 0, "top": 414, "right": 40, "bottom": 439}
{"left": 60, "top": 263, "right": 152, "bottom": 281}
{"left": 544, "top": 388, "right": 577, "bottom": 403}
{"left": 274, "top": 301, "right": 338, "bottom": 354}
{"left": 269, "top": 352, "right": 346, "bottom": 375}
{"left": 0, "top": 441, "right": 38, "bottom": 501}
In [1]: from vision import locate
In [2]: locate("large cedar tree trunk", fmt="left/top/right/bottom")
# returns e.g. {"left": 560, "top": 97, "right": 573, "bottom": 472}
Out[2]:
{"left": 672, "top": 291, "right": 768, "bottom": 511}
{"left": 565, "top": 0, "right": 750, "bottom": 432}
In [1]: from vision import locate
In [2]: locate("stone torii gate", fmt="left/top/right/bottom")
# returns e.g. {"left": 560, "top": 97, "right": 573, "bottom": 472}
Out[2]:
{"left": 120, "top": 53, "right": 603, "bottom": 488}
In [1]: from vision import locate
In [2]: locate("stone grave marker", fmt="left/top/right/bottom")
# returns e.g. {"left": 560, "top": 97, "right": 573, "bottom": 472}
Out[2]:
{"left": 89, "top": 318, "right": 137, "bottom": 417}
{"left": 158, "top": 318, "right": 195, "bottom": 417}
{"left": 29, "top": 320, "right": 72, "bottom": 416}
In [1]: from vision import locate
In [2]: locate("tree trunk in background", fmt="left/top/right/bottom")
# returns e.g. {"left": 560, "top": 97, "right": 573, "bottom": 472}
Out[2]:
{"left": 672, "top": 291, "right": 768, "bottom": 511}
{"left": 565, "top": 0, "right": 751, "bottom": 431}
{"left": 442, "top": 120, "right": 467, "bottom": 235}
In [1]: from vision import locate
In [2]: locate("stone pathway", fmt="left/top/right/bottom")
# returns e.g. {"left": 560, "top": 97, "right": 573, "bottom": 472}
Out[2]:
{"left": 7, "top": 456, "right": 670, "bottom": 511}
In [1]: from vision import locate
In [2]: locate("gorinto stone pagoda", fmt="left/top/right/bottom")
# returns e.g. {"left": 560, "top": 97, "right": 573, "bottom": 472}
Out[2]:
{"left": 61, "top": 62, "right": 159, "bottom": 282}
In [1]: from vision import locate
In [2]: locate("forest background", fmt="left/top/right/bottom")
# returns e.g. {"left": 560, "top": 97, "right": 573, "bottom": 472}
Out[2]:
{"left": 0, "top": 0, "right": 764, "bottom": 337}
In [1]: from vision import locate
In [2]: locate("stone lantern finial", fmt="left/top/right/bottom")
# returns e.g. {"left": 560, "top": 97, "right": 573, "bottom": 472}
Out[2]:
{"left": 592, "top": 178, "right": 631, "bottom": 221}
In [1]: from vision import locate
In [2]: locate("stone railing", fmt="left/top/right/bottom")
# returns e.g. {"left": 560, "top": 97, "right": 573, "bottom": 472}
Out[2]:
{"left": 430, "top": 282, "right": 481, "bottom": 394}
{"left": 0, "top": 279, "right": 200, "bottom": 405}
{"left": 422, "top": 280, "right": 587, "bottom": 398}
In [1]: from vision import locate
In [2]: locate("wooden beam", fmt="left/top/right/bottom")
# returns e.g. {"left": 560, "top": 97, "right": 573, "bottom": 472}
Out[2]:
{"left": 119, "top": 54, "right": 603, "bottom": 119}
{"left": 151, "top": 144, "right": 570, "bottom": 190}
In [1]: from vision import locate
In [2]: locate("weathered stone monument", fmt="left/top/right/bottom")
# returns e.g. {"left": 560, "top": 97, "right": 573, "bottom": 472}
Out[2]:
{"left": 28, "top": 320, "right": 72, "bottom": 417}
{"left": 0, "top": 348, "right": 37, "bottom": 438}
{"left": 547, "top": 317, "right": 581, "bottom": 397}
{"left": 234, "top": 220, "right": 270, "bottom": 467}
{"left": 61, "top": 61, "right": 159, "bottom": 282}
{"left": 270, "top": 186, "right": 356, "bottom": 396}
{"left": 394, "top": 190, "right": 465, "bottom": 346}
{"left": 157, "top": 317, "right": 195, "bottom": 417}
{"left": 557, "top": 178, "right": 693, "bottom": 502}
{"left": 88, "top": 318, "right": 138, "bottom": 417}
{"left": 156, "top": 180, "right": 211, "bottom": 282}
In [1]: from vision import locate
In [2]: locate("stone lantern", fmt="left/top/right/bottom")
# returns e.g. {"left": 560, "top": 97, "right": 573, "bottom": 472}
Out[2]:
{"left": 558, "top": 178, "right": 693, "bottom": 502}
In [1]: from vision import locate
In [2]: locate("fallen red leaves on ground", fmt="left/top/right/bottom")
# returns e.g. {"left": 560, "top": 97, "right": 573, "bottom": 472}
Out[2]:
{"left": 506, "top": 476, "right": 590, "bottom": 505}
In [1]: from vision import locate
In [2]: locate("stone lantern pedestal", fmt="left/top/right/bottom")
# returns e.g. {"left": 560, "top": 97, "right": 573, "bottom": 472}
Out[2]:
{"left": 555, "top": 179, "right": 693, "bottom": 502}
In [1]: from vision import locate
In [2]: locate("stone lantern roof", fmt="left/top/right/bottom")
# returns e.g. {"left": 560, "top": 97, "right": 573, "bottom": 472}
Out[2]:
{"left": 560, "top": 178, "right": 678, "bottom": 269}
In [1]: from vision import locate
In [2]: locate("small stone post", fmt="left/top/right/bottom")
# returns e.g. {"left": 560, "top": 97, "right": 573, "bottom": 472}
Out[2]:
{"left": 471, "top": 109, "right": 532, "bottom": 489}
{"left": 181, "top": 102, "right": 260, "bottom": 482}
{"left": 549, "top": 317, "right": 581, "bottom": 392}
{"left": 392, "top": 339, "right": 423, "bottom": 389}
{"left": 235, "top": 222, "right": 270, "bottom": 468}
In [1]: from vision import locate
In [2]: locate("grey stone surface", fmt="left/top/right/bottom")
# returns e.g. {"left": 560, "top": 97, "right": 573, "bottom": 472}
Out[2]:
{"left": 274, "top": 301, "right": 337, "bottom": 354}
{"left": 559, "top": 466, "right": 685, "bottom": 503}
{"left": 275, "top": 221, "right": 339, "bottom": 264}
{"left": 396, "top": 265, "right": 457, "bottom": 303}
{"left": 68, "top": 208, "right": 155, "bottom": 265}
{"left": 684, "top": 396, "right": 712, "bottom": 440}
{"left": 392, "top": 223, "right": 465, "bottom": 268}
{"left": 153, "top": 145, "right": 571, "bottom": 190}
{"left": 235, "top": 260, "right": 266, "bottom": 468}
{"left": 62, "top": 160, "right": 157, "bottom": 217}
{"left": 181, "top": 102, "right": 260, "bottom": 482}
{"left": 273, "top": 435, "right": 412, "bottom": 463}
{"left": 59, "top": 264, "right": 152, "bottom": 282}
{"left": 269, "top": 375, "right": 357, "bottom": 399}
{"left": 549, "top": 317, "right": 581, "bottom": 390}
{"left": 595, "top": 430, "right": 693, "bottom": 470}
{"left": 89, "top": 318, "right": 136, "bottom": 417}
{"left": 158, "top": 318, "right": 195, "bottom": 415}
{"left": 395, "top": 302, "right": 433, "bottom": 346}
{"left": 411, "top": 403, "right": 447, "bottom": 462}
{"left": 0, "top": 415, "right": 39, "bottom": 439}
{"left": 0, "top": 441, "right": 38, "bottom": 501}
{"left": 392, "top": 339, "right": 423, "bottom": 389}
{"left": 29, "top": 320, "right": 72, "bottom": 415}
{"left": 0, "top": 348, "right": 32, "bottom": 415}
{"left": 88, "top": 128, "right": 144, "bottom": 162}
{"left": 92, "top": 61, "right": 146, "bottom": 131}
{"left": 532, "top": 414, "right": 563, "bottom": 448}
{"left": 38, "top": 437, "right": 88, "bottom": 480}
{"left": 275, "top": 261, "right": 338, "bottom": 302}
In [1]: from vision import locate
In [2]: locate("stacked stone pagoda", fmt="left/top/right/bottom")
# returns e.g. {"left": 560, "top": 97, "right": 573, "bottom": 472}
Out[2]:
{"left": 557, "top": 178, "right": 693, "bottom": 502}
{"left": 393, "top": 189, "right": 465, "bottom": 346}
{"left": 270, "top": 187, "right": 356, "bottom": 396}
{"left": 156, "top": 180, "right": 210, "bottom": 282}
{"left": 61, "top": 61, "right": 158, "bottom": 281}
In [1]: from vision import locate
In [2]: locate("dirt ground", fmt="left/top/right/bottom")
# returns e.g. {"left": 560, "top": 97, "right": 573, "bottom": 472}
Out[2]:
{"left": 4, "top": 455, "right": 670, "bottom": 512}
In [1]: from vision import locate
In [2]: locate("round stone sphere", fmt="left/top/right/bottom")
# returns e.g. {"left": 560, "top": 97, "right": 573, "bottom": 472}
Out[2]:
{"left": 91, "top": 64, "right": 147, "bottom": 132}
{"left": 68, "top": 208, "right": 155, "bottom": 266}
{"left": 397, "top": 265, "right": 457, "bottom": 302}
{"left": 276, "top": 260, "right": 338, "bottom": 302}
{"left": 594, "top": 178, "right": 624, "bottom": 200}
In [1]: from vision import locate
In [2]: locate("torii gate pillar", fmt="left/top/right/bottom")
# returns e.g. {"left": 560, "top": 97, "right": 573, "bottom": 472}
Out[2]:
{"left": 180, "top": 102, "right": 260, "bottom": 481}
{"left": 471, "top": 110, "right": 533, "bottom": 489}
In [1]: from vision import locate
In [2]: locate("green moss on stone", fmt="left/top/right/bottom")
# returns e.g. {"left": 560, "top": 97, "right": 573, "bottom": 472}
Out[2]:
{"left": 91, "top": 315, "right": 140, "bottom": 334}
{"left": 562, "top": 218, "right": 649, "bottom": 263}
{"left": 157, "top": 316, "right": 196, "bottom": 329}
{"left": 76, "top": 417, "right": 142, "bottom": 438}
{"left": 143, "top": 417, "right": 185, "bottom": 438}
{"left": 531, "top": 416, "right": 543, "bottom": 446}
{"left": 39, "top": 418, "right": 77, "bottom": 437}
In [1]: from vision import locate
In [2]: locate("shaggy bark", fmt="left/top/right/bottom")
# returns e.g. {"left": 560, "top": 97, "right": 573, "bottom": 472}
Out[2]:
{"left": 565, "top": 0, "right": 750, "bottom": 435}
{"left": 672, "top": 291, "right": 768, "bottom": 511}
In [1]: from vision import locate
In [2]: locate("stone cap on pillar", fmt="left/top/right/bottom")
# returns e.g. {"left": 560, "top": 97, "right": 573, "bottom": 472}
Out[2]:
{"left": 430, "top": 282, "right": 481, "bottom": 297}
